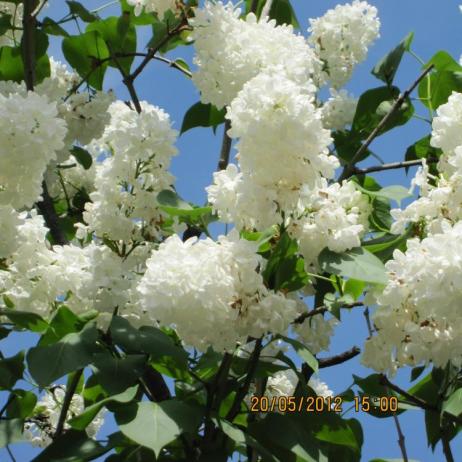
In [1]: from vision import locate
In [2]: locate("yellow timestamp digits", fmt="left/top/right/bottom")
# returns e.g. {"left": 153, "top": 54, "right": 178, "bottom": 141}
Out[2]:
{"left": 353, "top": 396, "right": 399, "bottom": 413}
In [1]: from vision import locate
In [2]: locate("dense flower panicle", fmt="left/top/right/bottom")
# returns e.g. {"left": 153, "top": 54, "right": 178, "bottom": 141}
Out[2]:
{"left": 0, "top": 205, "right": 23, "bottom": 258}
{"left": 227, "top": 72, "right": 337, "bottom": 189}
{"left": 0, "top": 91, "right": 67, "bottom": 209}
{"left": 430, "top": 92, "right": 462, "bottom": 160}
{"left": 127, "top": 0, "right": 178, "bottom": 18}
{"left": 24, "top": 386, "right": 105, "bottom": 448}
{"left": 293, "top": 312, "right": 338, "bottom": 354}
{"left": 362, "top": 222, "right": 462, "bottom": 375}
{"left": 321, "top": 89, "right": 358, "bottom": 131}
{"left": 262, "top": 370, "right": 333, "bottom": 402}
{"left": 289, "top": 180, "right": 371, "bottom": 269}
{"left": 137, "top": 232, "right": 299, "bottom": 351}
{"left": 391, "top": 94, "right": 462, "bottom": 234}
{"left": 308, "top": 1, "right": 380, "bottom": 88}
{"left": 191, "top": 1, "right": 322, "bottom": 108}
{"left": 206, "top": 164, "right": 281, "bottom": 230}
{"left": 81, "top": 101, "right": 178, "bottom": 242}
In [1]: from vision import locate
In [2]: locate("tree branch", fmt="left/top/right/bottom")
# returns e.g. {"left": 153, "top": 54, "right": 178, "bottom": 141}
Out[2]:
{"left": 217, "top": 120, "right": 232, "bottom": 171}
{"left": 318, "top": 346, "right": 360, "bottom": 368}
{"left": 226, "top": 339, "right": 263, "bottom": 421}
{"left": 22, "top": 0, "right": 69, "bottom": 245}
{"left": 353, "top": 157, "right": 438, "bottom": 175}
{"left": 338, "top": 65, "right": 435, "bottom": 182}
{"left": 54, "top": 369, "right": 83, "bottom": 438}
{"left": 293, "top": 302, "right": 364, "bottom": 325}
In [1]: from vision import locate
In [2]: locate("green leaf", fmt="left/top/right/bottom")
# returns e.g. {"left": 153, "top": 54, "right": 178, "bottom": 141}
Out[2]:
{"left": 372, "top": 32, "right": 414, "bottom": 85}
{"left": 249, "top": 413, "right": 324, "bottom": 462}
{"left": 363, "top": 231, "right": 409, "bottom": 263}
{"left": 418, "top": 52, "right": 462, "bottom": 109}
{"left": 278, "top": 335, "right": 318, "bottom": 373}
{"left": 268, "top": 0, "right": 300, "bottom": 28}
{"left": 69, "top": 385, "right": 138, "bottom": 431}
{"left": 157, "top": 190, "right": 216, "bottom": 228}
{"left": 70, "top": 146, "right": 93, "bottom": 170}
{"left": 120, "top": 0, "right": 156, "bottom": 25}
{"left": 31, "top": 429, "right": 109, "bottom": 462}
{"left": 117, "top": 401, "right": 202, "bottom": 456}
{"left": 27, "top": 323, "right": 99, "bottom": 387}
{"left": 109, "top": 316, "right": 188, "bottom": 368}
{"left": 352, "top": 86, "right": 414, "bottom": 140}
{"left": 405, "top": 135, "right": 442, "bottom": 175}
{"left": 214, "top": 418, "right": 279, "bottom": 462}
{"left": 0, "top": 419, "right": 23, "bottom": 448}
{"left": 262, "top": 232, "right": 308, "bottom": 291}
{"left": 410, "top": 365, "right": 426, "bottom": 382}
{"left": 147, "top": 11, "right": 186, "bottom": 54}
{"left": 42, "top": 17, "right": 70, "bottom": 37}
{"left": 333, "top": 131, "right": 372, "bottom": 165}
{"left": 443, "top": 389, "right": 462, "bottom": 417}
{"left": 0, "top": 14, "right": 12, "bottom": 36}
{"left": 343, "top": 279, "right": 365, "bottom": 301}
{"left": 0, "top": 351, "right": 24, "bottom": 390}
{"left": 92, "top": 353, "right": 146, "bottom": 395}
{"left": 319, "top": 247, "right": 388, "bottom": 285}
{"left": 39, "top": 305, "right": 92, "bottom": 346}
{"left": 87, "top": 16, "right": 137, "bottom": 75}
{"left": 180, "top": 102, "right": 226, "bottom": 134}
{"left": 6, "top": 389, "right": 37, "bottom": 419}
{"left": 0, "top": 309, "right": 48, "bottom": 333}
{"left": 66, "top": 1, "right": 98, "bottom": 22}
{"left": 419, "top": 70, "right": 462, "bottom": 110}
{"left": 62, "top": 31, "right": 110, "bottom": 90}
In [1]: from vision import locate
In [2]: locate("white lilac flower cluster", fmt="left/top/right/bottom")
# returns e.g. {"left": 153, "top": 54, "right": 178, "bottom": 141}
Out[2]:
{"left": 321, "top": 89, "right": 358, "bottom": 131}
{"left": 80, "top": 101, "right": 178, "bottom": 243}
{"left": 0, "top": 91, "right": 67, "bottom": 209}
{"left": 289, "top": 179, "right": 371, "bottom": 270}
{"left": 308, "top": 0, "right": 380, "bottom": 88}
{"left": 362, "top": 222, "right": 462, "bottom": 374}
{"left": 137, "top": 231, "right": 299, "bottom": 351}
{"left": 262, "top": 370, "right": 333, "bottom": 404}
{"left": 127, "top": 0, "right": 178, "bottom": 18}
{"left": 191, "top": 1, "right": 322, "bottom": 109}
{"left": 24, "top": 386, "right": 105, "bottom": 448}
{"left": 363, "top": 92, "right": 462, "bottom": 373}
{"left": 391, "top": 92, "right": 462, "bottom": 235}
{"left": 0, "top": 211, "right": 150, "bottom": 327}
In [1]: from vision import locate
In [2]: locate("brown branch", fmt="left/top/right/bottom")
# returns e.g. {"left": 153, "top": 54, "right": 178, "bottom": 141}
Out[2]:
{"left": 54, "top": 369, "right": 83, "bottom": 438}
{"left": 353, "top": 157, "right": 438, "bottom": 175}
{"left": 217, "top": 120, "right": 232, "bottom": 171}
{"left": 442, "top": 428, "right": 455, "bottom": 462}
{"left": 318, "top": 346, "right": 361, "bottom": 368}
{"left": 226, "top": 338, "right": 263, "bottom": 421}
{"left": 339, "top": 65, "right": 435, "bottom": 182}
{"left": 379, "top": 374, "right": 434, "bottom": 411}
{"left": 22, "top": 0, "right": 69, "bottom": 245}
{"left": 293, "top": 302, "right": 364, "bottom": 325}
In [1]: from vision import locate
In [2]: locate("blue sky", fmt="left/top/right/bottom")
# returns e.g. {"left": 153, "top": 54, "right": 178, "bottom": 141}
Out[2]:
{"left": 2, "top": 1, "right": 462, "bottom": 460}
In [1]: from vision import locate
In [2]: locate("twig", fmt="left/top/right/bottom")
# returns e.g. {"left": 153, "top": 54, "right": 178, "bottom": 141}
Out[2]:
{"left": 293, "top": 302, "right": 364, "bottom": 325}
{"left": 226, "top": 339, "right": 263, "bottom": 421}
{"left": 318, "top": 346, "right": 360, "bottom": 368}
{"left": 339, "top": 65, "right": 435, "bottom": 182}
{"left": 379, "top": 374, "right": 433, "bottom": 411}
{"left": 384, "top": 380, "right": 409, "bottom": 462}
{"left": 54, "top": 369, "right": 83, "bottom": 438}
{"left": 6, "top": 445, "right": 16, "bottom": 462}
{"left": 153, "top": 55, "right": 192, "bottom": 78}
{"left": 442, "top": 428, "right": 455, "bottom": 462}
{"left": 352, "top": 158, "right": 437, "bottom": 176}
{"left": 217, "top": 120, "right": 232, "bottom": 171}
{"left": 22, "top": 1, "right": 69, "bottom": 245}
{"left": 363, "top": 306, "right": 374, "bottom": 337}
